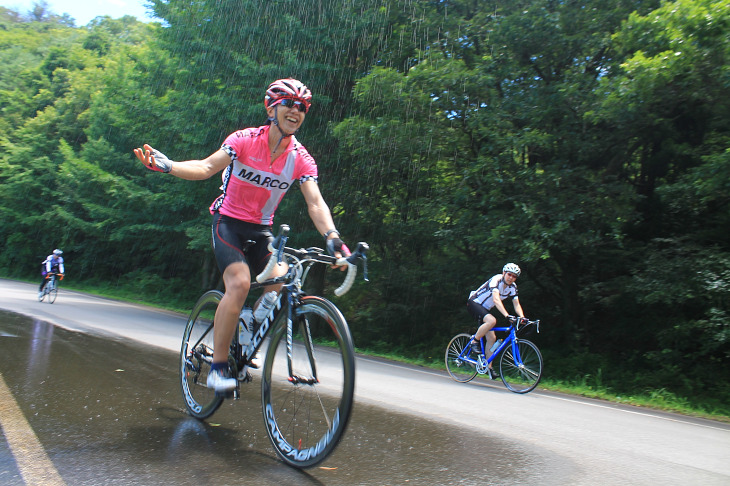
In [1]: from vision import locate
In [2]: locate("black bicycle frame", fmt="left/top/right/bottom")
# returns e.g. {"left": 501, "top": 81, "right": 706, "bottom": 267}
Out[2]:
{"left": 240, "top": 280, "right": 285, "bottom": 364}
{"left": 237, "top": 277, "right": 318, "bottom": 384}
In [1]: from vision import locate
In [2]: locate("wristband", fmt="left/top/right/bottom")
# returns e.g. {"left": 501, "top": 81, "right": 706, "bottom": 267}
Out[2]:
{"left": 323, "top": 229, "right": 340, "bottom": 239}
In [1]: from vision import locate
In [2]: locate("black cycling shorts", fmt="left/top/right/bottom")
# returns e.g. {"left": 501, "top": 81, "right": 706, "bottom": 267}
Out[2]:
{"left": 466, "top": 299, "right": 489, "bottom": 323}
{"left": 211, "top": 212, "right": 274, "bottom": 276}
{"left": 466, "top": 300, "right": 506, "bottom": 325}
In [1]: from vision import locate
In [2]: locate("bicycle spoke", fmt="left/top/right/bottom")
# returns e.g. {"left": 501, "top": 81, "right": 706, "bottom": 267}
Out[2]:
{"left": 445, "top": 334, "right": 478, "bottom": 383}
{"left": 262, "top": 296, "right": 354, "bottom": 468}
{"left": 499, "top": 340, "right": 543, "bottom": 394}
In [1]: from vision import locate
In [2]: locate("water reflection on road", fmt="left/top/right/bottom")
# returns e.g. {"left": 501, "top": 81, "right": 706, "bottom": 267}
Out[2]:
{"left": 0, "top": 311, "right": 568, "bottom": 485}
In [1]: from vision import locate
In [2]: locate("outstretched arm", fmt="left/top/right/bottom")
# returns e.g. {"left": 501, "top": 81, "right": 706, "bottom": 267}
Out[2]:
{"left": 133, "top": 144, "right": 231, "bottom": 180}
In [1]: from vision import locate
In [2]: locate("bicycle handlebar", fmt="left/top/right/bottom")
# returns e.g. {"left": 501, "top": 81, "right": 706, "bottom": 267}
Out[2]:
{"left": 508, "top": 316, "right": 540, "bottom": 333}
{"left": 256, "top": 224, "right": 370, "bottom": 296}
{"left": 332, "top": 241, "right": 370, "bottom": 296}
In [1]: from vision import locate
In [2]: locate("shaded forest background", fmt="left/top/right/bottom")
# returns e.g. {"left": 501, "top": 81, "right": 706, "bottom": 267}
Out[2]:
{"left": 1, "top": 0, "right": 728, "bottom": 412}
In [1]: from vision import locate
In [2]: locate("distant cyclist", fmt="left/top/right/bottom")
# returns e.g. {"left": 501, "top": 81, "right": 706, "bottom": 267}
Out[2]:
{"left": 39, "top": 249, "right": 65, "bottom": 298}
{"left": 467, "top": 263, "right": 526, "bottom": 377}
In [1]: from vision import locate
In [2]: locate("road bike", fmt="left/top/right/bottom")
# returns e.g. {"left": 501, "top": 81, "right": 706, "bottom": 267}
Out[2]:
{"left": 445, "top": 316, "right": 543, "bottom": 394}
{"left": 180, "top": 224, "right": 369, "bottom": 468}
{"left": 38, "top": 273, "right": 61, "bottom": 304}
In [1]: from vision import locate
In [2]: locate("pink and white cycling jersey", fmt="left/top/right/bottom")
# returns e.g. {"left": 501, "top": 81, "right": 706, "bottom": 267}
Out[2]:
{"left": 210, "top": 125, "right": 318, "bottom": 225}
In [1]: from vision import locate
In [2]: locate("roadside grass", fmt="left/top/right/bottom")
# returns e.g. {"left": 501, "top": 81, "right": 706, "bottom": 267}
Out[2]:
{"left": 18, "top": 277, "right": 730, "bottom": 424}
{"left": 54, "top": 278, "right": 200, "bottom": 314}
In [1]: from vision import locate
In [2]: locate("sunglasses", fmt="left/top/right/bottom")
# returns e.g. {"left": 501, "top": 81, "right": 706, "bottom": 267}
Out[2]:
{"left": 278, "top": 98, "right": 309, "bottom": 113}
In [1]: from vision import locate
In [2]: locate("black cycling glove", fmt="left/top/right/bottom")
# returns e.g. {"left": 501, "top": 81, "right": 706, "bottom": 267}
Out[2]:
{"left": 326, "top": 237, "right": 351, "bottom": 258}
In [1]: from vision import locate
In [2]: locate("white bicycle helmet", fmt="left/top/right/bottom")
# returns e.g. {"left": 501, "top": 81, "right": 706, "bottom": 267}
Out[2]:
{"left": 53, "top": 249, "right": 63, "bottom": 256}
{"left": 503, "top": 263, "right": 521, "bottom": 276}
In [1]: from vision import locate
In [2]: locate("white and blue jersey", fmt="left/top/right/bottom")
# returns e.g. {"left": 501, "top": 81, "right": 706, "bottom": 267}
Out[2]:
{"left": 469, "top": 274, "right": 518, "bottom": 310}
{"left": 42, "top": 255, "right": 65, "bottom": 274}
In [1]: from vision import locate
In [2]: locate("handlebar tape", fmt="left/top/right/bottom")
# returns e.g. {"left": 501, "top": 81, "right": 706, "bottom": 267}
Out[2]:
{"left": 334, "top": 260, "right": 357, "bottom": 297}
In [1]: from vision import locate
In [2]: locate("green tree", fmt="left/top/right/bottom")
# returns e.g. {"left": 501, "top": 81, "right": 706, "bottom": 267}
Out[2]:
{"left": 585, "top": 0, "right": 730, "bottom": 399}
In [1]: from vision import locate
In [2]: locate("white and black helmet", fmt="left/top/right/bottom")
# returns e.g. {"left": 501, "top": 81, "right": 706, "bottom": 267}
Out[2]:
{"left": 53, "top": 249, "right": 63, "bottom": 256}
{"left": 503, "top": 263, "right": 521, "bottom": 276}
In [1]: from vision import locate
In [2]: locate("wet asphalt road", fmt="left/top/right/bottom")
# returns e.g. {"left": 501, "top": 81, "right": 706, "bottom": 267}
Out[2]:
{"left": 1, "top": 279, "right": 729, "bottom": 485}
{"left": 0, "top": 312, "right": 557, "bottom": 486}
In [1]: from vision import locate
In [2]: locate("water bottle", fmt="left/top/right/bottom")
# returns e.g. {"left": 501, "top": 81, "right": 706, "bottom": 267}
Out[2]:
{"left": 239, "top": 307, "right": 254, "bottom": 347}
{"left": 253, "top": 291, "right": 278, "bottom": 323}
{"left": 490, "top": 339, "right": 503, "bottom": 353}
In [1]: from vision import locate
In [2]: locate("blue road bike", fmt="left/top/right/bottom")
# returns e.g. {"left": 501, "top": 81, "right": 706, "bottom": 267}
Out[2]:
{"left": 445, "top": 316, "right": 543, "bottom": 394}
{"left": 180, "top": 225, "right": 369, "bottom": 468}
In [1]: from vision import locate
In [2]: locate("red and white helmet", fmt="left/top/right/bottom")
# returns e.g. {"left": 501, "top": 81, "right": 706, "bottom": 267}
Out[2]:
{"left": 265, "top": 78, "right": 312, "bottom": 112}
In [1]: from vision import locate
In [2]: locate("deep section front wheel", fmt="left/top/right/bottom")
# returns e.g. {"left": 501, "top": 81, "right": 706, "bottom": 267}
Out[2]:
{"left": 445, "top": 333, "right": 478, "bottom": 383}
{"left": 499, "top": 339, "right": 543, "bottom": 394}
{"left": 261, "top": 295, "right": 355, "bottom": 469}
{"left": 180, "top": 290, "right": 225, "bottom": 419}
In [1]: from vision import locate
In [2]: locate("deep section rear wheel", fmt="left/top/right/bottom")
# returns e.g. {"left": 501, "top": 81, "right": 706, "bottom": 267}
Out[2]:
{"left": 499, "top": 339, "right": 543, "bottom": 394}
{"left": 261, "top": 296, "right": 355, "bottom": 468}
{"left": 180, "top": 290, "right": 225, "bottom": 419}
{"left": 445, "top": 333, "right": 478, "bottom": 383}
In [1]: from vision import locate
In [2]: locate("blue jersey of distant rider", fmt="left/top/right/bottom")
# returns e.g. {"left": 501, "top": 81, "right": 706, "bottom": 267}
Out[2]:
{"left": 42, "top": 254, "right": 65, "bottom": 275}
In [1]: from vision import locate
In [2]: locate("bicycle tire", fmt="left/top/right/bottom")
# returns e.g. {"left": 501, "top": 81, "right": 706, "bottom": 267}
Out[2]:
{"left": 499, "top": 339, "right": 543, "bottom": 394}
{"left": 48, "top": 282, "right": 57, "bottom": 304}
{"left": 180, "top": 290, "right": 225, "bottom": 419}
{"left": 445, "top": 333, "right": 478, "bottom": 383}
{"left": 261, "top": 295, "right": 355, "bottom": 468}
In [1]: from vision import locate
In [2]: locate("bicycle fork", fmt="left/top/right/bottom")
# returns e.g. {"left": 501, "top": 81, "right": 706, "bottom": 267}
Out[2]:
{"left": 507, "top": 340, "right": 527, "bottom": 369}
{"left": 287, "top": 295, "right": 319, "bottom": 386}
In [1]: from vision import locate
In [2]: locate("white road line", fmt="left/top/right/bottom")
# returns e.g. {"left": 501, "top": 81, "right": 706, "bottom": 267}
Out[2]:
{"left": 542, "top": 393, "right": 730, "bottom": 432}
{"left": 0, "top": 372, "right": 66, "bottom": 486}
{"left": 360, "top": 356, "right": 730, "bottom": 432}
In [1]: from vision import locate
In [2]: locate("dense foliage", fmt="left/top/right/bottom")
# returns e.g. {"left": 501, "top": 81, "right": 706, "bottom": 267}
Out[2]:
{"left": 1, "top": 0, "right": 728, "bottom": 412}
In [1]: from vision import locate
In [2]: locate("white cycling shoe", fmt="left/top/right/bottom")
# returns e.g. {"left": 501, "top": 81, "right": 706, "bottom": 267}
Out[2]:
{"left": 207, "top": 368, "right": 237, "bottom": 392}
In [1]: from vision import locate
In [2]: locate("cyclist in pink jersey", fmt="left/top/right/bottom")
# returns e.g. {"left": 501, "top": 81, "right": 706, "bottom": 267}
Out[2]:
{"left": 134, "top": 78, "right": 350, "bottom": 392}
